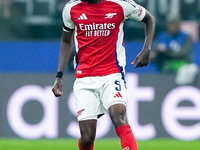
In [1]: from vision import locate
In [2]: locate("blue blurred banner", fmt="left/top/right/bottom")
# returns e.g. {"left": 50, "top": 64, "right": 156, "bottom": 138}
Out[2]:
{"left": 0, "top": 41, "right": 200, "bottom": 73}
{"left": 0, "top": 42, "right": 60, "bottom": 73}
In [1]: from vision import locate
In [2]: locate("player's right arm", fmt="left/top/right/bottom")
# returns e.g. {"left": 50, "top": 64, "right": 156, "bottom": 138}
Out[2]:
{"left": 52, "top": 31, "right": 73, "bottom": 97}
{"left": 52, "top": 2, "right": 75, "bottom": 97}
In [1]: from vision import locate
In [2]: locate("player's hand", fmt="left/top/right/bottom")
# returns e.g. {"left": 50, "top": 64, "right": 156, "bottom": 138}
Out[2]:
{"left": 131, "top": 48, "right": 150, "bottom": 68}
{"left": 52, "top": 78, "right": 63, "bottom": 97}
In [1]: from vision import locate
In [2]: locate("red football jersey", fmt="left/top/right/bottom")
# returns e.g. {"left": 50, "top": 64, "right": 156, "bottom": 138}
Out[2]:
{"left": 62, "top": 0, "right": 146, "bottom": 78}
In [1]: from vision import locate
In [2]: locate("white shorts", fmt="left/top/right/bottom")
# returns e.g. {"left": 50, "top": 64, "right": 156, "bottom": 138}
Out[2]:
{"left": 73, "top": 73, "right": 127, "bottom": 121}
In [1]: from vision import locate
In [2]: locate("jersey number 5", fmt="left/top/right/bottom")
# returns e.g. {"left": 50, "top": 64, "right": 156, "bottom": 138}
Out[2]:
{"left": 115, "top": 80, "right": 121, "bottom": 91}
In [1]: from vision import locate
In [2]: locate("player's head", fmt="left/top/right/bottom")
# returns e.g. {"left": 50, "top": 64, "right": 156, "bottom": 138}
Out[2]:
{"left": 166, "top": 14, "right": 181, "bottom": 36}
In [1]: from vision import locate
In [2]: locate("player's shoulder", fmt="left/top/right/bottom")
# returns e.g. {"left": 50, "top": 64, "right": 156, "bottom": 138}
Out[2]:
{"left": 67, "top": 0, "right": 81, "bottom": 4}
{"left": 63, "top": 0, "right": 81, "bottom": 10}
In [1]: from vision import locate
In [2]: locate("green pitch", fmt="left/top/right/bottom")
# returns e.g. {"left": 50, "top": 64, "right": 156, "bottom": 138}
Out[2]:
{"left": 0, "top": 138, "right": 199, "bottom": 150}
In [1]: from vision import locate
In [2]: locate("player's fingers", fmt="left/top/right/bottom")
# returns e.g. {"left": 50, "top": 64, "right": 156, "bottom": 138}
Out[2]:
{"left": 57, "top": 91, "right": 63, "bottom": 97}
{"left": 52, "top": 87, "right": 58, "bottom": 96}
{"left": 131, "top": 58, "right": 138, "bottom": 65}
{"left": 135, "top": 62, "right": 148, "bottom": 68}
{"left": 58, "top": 84, "right": 63, "bottom": 96}
{"left": 134, "top": 63, "right": 141, "bottom": 68}
{"left": 52, "top": 86, "right": 63, "bottom": 97}
{"left": 54, "top": 91, "right": 63, "bottom": 97}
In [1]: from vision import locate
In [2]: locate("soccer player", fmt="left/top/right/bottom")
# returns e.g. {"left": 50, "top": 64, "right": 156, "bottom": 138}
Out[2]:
{"left": 52, "top": 0, "right": 155, "bottom": 149}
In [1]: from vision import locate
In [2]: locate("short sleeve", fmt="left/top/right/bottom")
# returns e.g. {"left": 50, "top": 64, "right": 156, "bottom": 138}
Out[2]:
{"left": 123, "top": 0, "right": 146, "bottom": 21}
{"left": 62, "top": 4, "right": 75, "bottom": 32}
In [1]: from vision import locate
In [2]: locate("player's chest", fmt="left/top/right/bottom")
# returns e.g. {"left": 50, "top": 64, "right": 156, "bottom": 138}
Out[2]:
{"left": 70, "top": 2, "right": 124, "bottom": 29}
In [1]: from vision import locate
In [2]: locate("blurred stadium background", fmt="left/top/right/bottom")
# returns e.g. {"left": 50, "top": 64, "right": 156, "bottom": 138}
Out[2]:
{"left": 0, "top": 0, "right": 200, "bottom": 149}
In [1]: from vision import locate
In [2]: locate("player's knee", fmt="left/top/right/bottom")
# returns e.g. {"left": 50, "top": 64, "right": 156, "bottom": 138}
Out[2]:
{"left": 79, "top": 120, "right": 96, "bottom": 147}
{"left": 111, "top": 113, "right": 128, "bottom": 128}
{"left": 110, "top": 111, "right": 128, "bottom": 128}
{"left": 81, "top": 132, "right": 95, "bottom": 146}
{"left": 109, "top": 104, "right": 128, "bottom": 128}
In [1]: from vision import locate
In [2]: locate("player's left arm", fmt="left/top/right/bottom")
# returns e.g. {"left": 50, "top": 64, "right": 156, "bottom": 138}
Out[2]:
{"left": 132, "top": 10, "right": 156, "bottom": 68}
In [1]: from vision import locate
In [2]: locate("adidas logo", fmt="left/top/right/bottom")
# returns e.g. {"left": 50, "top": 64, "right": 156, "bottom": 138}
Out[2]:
{"left": 78, "top": 13, "right": 88, "bottom": 20}
{"left": 114, "top": 92, "right": 123, "bottom": 98}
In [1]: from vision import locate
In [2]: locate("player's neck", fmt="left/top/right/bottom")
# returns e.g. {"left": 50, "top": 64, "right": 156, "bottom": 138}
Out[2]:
{"left": 81, "top": 0, "right": 104, "bottom": 4}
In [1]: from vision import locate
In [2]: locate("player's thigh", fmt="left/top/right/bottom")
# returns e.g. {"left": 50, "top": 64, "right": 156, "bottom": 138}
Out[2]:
{"left": 74, "top": 79, "right": 104, "bottom": 121}
{"left": 101, "top": 73, "right": 127, "bottom": 111}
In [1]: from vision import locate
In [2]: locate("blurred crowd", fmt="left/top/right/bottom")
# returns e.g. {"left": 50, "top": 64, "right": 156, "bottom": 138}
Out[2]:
{"left": 150, "top": 14, "right": 198, "bottom": 85}
{"left": 0, "top": 0, "right": 68, "bottom": 40}
{"left": 0, "top": 0, "right": 200, "bottom": 41}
